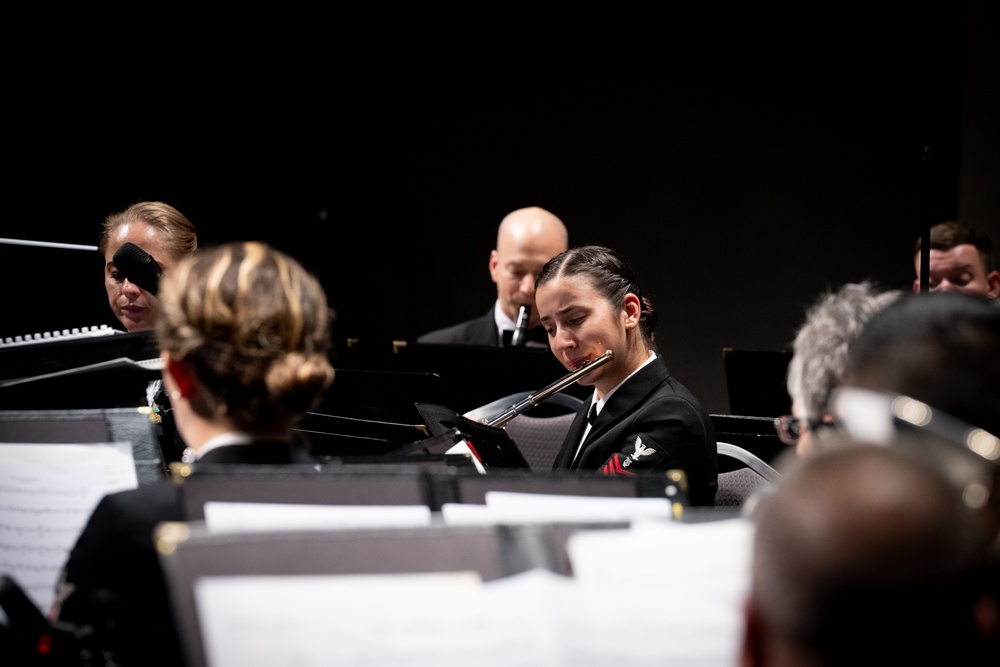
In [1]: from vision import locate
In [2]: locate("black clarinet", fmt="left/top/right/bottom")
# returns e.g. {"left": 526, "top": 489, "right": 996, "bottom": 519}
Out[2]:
{"left": 510, "top": 305, "right": 531, "bottom": 347}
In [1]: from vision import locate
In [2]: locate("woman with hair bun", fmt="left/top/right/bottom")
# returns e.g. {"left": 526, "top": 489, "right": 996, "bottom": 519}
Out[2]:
{"left": 50, "top": 241, "right": 335, "bottom": 667}
{"left": 156, "top": 240, "right": 335, "bottom": 462}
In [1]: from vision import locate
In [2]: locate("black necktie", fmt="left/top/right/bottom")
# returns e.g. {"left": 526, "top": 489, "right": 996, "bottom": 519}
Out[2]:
{"left": 587, "top": 403, "right": 599, "bottom": 426}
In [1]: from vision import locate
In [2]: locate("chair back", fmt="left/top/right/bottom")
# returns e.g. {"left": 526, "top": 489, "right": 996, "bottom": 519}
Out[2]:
{"left": 503, "top": 412, "right": 578, "bottom": 471}
{"left": 716, "top": 468, "right": 770, "bottom": 508}
{"left": 474, "top": 392, "right": 583, "bottom": 472}
{"left": 715, "top": 441, "right": 781, "bottom": 509}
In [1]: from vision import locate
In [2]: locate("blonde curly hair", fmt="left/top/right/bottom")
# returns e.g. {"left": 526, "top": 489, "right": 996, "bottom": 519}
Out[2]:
{"left": 156, "top": 241, "right": 335, "bottom": 429}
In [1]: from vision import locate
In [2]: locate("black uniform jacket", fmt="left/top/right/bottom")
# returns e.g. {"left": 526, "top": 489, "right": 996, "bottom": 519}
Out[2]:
{"left": 551, "top": 355, "right": 719, "bottom": 506}
{"left": 53, "top": 440, "right": 314, "bottom": 667}
{"left": 417, "top": 308, "right": 501, "bottom": 346}
{"left": 417, "top": 307, "right": 548, "bottom": 348}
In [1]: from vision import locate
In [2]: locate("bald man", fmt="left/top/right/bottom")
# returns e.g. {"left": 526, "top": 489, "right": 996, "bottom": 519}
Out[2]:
{"left": 418, "top": 206, "right": 568, "bottom": 347}
{"left": 741, "top": 444, "right": 998, "bottom": 666}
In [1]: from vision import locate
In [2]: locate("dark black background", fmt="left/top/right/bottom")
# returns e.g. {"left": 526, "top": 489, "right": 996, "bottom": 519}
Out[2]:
{"left": 3, "top": 2, "right": 996, "bottom": 414}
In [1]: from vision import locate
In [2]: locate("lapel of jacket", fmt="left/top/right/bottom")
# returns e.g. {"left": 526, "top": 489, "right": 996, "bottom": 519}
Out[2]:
{"left": 572, "top": 356, "right": 670, "bottom": 466}
{"left": 473, "top": 310, "right": 502, "bottom": 346}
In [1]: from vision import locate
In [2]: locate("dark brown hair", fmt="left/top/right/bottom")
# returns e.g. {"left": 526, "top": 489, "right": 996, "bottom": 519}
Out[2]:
{"left": 536, "top": 244, "right": 659, "bottom": 351}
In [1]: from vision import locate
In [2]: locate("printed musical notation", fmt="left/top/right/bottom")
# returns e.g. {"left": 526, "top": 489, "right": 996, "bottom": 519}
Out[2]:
{"left": 0, "top": 443, "right": 138, "bottom": 616}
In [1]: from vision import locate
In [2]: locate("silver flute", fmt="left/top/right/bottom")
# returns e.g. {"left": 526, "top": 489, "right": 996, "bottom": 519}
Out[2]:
{"left": 485, "top": 349, "right": 615, "bottom": 427}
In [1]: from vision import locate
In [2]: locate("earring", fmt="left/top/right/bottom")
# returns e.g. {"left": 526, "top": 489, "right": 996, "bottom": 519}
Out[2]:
{"left": 170, "top": 390, "right": 181, "bottom": 400}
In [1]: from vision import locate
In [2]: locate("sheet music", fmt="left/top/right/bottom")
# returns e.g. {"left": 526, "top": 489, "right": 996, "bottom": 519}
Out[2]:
{"left": 441, "top": 491, "right": 674, "bottom": 525}
{"left": 0, "top": 443, "right": 138, "bottom": 617}
{"left": 196, "top": 571, "right": 539, "bottom": 667}
{"left": 567, "top": 516, "right": 754, "bottom": 589}
{"left": 203, "top": 502, "right": 434, "bottom": 532}
{"left": 193, "top": 565, "right": 745, "bottom": 666}
{"left": 564, "top": 515, "right": 754, "bottom": 664}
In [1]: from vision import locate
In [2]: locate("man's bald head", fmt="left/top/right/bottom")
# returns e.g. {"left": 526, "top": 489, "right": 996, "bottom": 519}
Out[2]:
{"left": 496, "top": 206, "right": 568, "bottom": 250}
{"left": 490, "top": 207, "right": 568, "bottom": 328}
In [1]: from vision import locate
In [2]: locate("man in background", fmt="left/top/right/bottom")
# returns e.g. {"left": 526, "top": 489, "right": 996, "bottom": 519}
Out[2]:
{"left": 913, "top": 220, "right": 999, "bottom": 300}
{"left": 418, "top": 206, "right": 568, "bottom": 347}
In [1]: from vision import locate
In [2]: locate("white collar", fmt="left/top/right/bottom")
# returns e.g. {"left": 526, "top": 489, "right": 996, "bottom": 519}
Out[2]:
{"left": 589, "top": 351, "right": 657, "bottom": 418}
{"left": 186, "top": 431, "right": 256, "bottom": 461}
{"left": 494, "top": 300, "right": 517, "bottom": 337}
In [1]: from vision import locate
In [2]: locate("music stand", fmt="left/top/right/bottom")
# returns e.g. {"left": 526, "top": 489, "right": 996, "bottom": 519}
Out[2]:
{"left": 0, "top": 407, "right": 166, "bottom": 485}
{"left": 397, "top": 408, "right": 531, "bottom": 471}
{"left": 315, "top": 367, "right": 455, "bottom": 422}
{"left": 177, "top": 464, "right": 435, "bottom": 520}
{"left": 157, "top": 522, "right": 551, "bottom": 667}
{"left": 340, "top": 341, "right": 591, "bottom": 414}
{"left": 721, "top": 347, "right": 792, "bottom": 418}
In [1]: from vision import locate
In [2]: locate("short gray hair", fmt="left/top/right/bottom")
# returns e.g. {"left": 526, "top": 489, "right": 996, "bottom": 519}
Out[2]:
{"left": 786, "top": 281, "right": 901, "bottom": 423}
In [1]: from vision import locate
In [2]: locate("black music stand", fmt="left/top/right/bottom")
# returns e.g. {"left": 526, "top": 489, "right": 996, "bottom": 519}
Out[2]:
{"left": 394, "top": 409, "right": 531, "bottom": 471}
{"left": 721, "top": 347, "right": 792, "bottom": 418}
{"left": 314, "top": 367, "right": 456, "bottom": 422}
{"left": 338, "top": 340, "right": 590, "bottom": 414}
{"left": 158, "top": 523, "right": 549, "bottom": 667}
{"left": 0, "top": 407, "right": 166, "bottom": 485}
{"left": 176, "top": 463, "right": 436, "bottom": 519}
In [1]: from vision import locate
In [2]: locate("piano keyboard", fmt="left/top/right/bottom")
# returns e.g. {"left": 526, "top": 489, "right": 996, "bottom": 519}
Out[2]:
{"left": 0, "top": 324, "right": 120, "bottom": 347}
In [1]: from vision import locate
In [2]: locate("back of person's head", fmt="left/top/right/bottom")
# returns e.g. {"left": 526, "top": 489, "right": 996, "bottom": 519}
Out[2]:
{"left": 786, "top": 281, "right": 901, "bottom": 427}
{"left": 156, "top": 240, "right": 335, "bottom": 430}
{"left": 746, "top": 443, "right": 989, "bottom": 665}
{"left": 98, "top": 201, "right": 198, "bottom": 260}
{"left": 916, "top": 220, "right": 996, "bottom": 273}
{"left": 841, "top": 291, "right": 1000, "bottom": 437}
{"left": 536, "top": 244, "right": 659, "bottom": 351}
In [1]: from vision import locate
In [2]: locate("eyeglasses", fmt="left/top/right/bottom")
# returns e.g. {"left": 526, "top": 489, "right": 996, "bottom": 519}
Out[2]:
{"left": 773, "top": 415, "right": 804, "bottom": 445}
{"left": 774, "top": 415, "right": 835, "bottom": 445}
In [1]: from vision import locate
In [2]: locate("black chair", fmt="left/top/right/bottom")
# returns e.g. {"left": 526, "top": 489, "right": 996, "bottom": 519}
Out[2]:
{"left": 461, "top": 391, "right": 584, "bottom": 472}
{"left": 501, "top": 411, "right": 578, "bottom": 471}
{"left": 715, "top": 441, "right": 780, "bottom": 509}
{"left": 710, "top": 413, "right": 787, "bottom": 469}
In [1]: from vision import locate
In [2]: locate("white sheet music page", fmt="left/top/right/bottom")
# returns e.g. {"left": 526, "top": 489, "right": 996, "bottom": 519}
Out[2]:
{"left": 567, "top": 516, "right": 754, "bottom": 590}
{"left": 0, "top": 442, "right": 138, "bottom": 618}
{"left": 194, "top": 564, "right": 746, "bottom": 666}
{"left": 195, "top": 571, "right": 562, "bottom": 667}
{"left": 441, "top": 491, "right": 673, "bottom": 525}
{"left": 564, "top": 516, "right": 755, "bottom": 666}
{"left": 489, "top": 490, "right": 672, "bottom": 522}
{"left": 203, "top": 502, "right": 433, "bottom": 532}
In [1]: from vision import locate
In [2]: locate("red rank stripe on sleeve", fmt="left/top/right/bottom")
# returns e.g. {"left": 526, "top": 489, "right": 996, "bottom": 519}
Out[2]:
{"left": 600, "top": 454, "right": 635, "bottom": 476}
